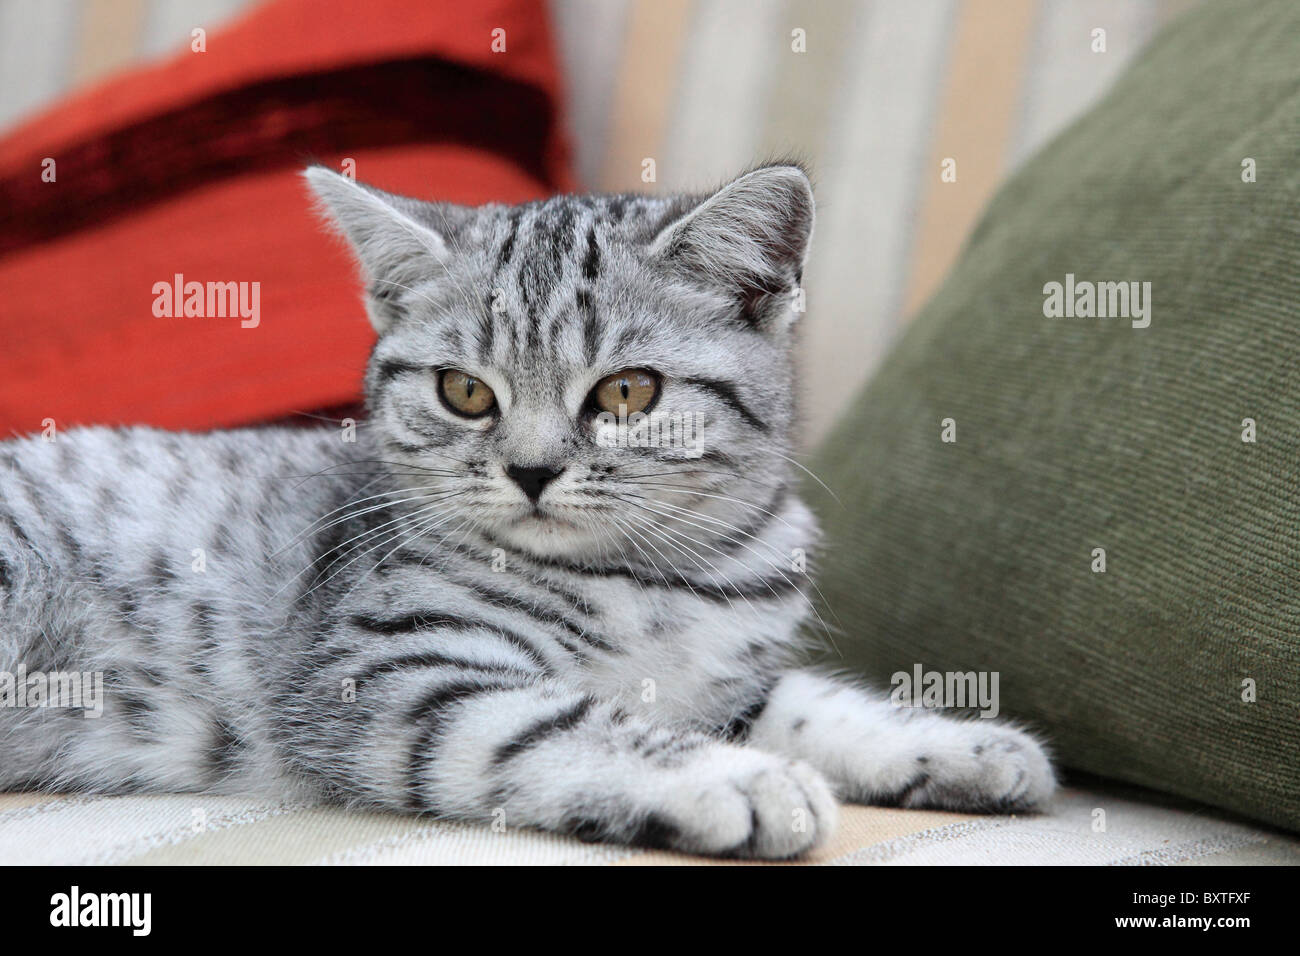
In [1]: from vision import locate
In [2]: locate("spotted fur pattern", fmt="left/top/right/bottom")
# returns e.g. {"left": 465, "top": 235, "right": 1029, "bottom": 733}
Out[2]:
{"left": 0, "top": 165, "right": 1054, "bottom": 857}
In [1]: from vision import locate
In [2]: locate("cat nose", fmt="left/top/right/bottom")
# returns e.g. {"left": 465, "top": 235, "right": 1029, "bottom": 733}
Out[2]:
{"left": 506, "top": 464, "right": 564, "bottom": 503}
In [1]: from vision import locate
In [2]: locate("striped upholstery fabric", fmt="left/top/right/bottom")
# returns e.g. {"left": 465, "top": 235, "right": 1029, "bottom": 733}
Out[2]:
{"left": 3, "top": 787, "right": 1297, "bottom": 865}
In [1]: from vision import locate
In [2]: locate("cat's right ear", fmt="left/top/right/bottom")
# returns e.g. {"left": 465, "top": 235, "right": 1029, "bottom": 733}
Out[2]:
{"left": 303, "top": 166, "right": 450, "bottom": 333}
{"left": 649, "top": 163, "right": 814, "bottom": 333}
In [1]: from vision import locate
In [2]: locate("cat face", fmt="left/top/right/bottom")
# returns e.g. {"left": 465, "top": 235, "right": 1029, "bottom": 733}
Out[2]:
{"left": 306, "top": 165, "right": 814, "bottom": 563}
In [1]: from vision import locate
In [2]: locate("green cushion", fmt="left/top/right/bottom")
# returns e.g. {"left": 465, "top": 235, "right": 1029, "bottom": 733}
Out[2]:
{"left": 806, "top": 0, "right": 1300, "bottom": 832}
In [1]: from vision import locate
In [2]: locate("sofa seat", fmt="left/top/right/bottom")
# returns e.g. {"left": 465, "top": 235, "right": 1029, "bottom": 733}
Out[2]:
{"left": 3, "top": 785, "right": 1295, "bottom": 866}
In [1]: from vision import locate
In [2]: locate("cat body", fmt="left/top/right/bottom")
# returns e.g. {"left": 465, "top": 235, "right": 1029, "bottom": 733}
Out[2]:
{"left": 0, "top": 165, "right": 1053, "bottom": 857}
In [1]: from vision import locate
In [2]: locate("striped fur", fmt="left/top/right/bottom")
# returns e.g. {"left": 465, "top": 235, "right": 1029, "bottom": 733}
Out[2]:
{"left": 0, "top": 165, "right": 1053, "bottom": 858}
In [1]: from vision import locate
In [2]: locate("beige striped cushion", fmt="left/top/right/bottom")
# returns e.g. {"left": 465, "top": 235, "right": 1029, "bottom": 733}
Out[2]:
{"left": 3, "top": 788, "right": 1295, "bottom": 865}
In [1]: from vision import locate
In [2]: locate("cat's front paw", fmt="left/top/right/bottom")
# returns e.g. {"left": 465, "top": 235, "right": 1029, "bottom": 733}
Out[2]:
{"left": 653, "top": 749, "right": 838, "bottom": 859}
{"left": 882, "top": 724, "right": 1056, "bottom": 814}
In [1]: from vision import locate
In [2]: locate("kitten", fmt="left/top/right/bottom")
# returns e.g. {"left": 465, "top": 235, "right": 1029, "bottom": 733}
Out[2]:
{"left": 0, "top": 164, "right": 1054, "bottom": 858}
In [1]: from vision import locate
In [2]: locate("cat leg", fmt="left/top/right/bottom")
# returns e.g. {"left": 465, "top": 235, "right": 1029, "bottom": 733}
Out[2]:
{"left": 747, "top": 670, "right": 1056, "bottom": 812}
{"left": 278, "top": 641, "right": 836, "bottom": 858}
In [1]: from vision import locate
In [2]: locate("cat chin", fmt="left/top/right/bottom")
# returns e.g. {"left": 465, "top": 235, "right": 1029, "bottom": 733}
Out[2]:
{"left": 487, "top": 514, "right": 608, "bottom": 562}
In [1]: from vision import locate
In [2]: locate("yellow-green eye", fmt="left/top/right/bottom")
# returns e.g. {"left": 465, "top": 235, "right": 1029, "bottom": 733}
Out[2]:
{"left": 439, "top": 370, "right": 496, "bottom": 417}
{"left": 591, "top": 369, "right": 659, "bottom": 415}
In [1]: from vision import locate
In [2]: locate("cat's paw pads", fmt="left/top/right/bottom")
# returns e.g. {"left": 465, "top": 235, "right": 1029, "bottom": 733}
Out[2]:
{"left": 925, "top": 726, "right": 1056, "bottom": 813}
{"left": 966, "top": 729, "right": 1056, "bottom": 810}
{"left": 657, "top": 752, "right": 838, "bottom": 859}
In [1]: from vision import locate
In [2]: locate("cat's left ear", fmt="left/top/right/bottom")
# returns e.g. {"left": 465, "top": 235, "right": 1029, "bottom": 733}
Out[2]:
{"left": 303, "top": 166, "right": 453, "bottom": 333}
{"left": 650, "top": 164, "right": 814, "bottom": 331}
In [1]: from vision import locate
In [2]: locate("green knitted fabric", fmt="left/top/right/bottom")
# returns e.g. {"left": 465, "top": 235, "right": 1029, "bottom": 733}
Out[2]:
{"left": 806, "top": 0, "right": 1300, "bottom": 832}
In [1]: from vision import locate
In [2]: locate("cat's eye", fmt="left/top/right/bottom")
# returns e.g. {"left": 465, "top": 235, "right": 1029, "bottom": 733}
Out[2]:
{"left": 438, "top": 370, "right": 496, "bottom": 418}
{"left": 591, "top": 369, "right": 660, "bottom": 415}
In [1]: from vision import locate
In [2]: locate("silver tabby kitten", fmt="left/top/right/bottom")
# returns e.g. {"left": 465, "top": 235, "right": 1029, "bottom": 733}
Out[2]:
{"left": 0, "top": 164, "right": 1054, "bottom": 858}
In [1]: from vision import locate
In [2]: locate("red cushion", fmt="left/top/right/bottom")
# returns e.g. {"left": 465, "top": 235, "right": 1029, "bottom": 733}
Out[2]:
{"left": 0, "top": 0, "right": 575, "bottom": 432}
